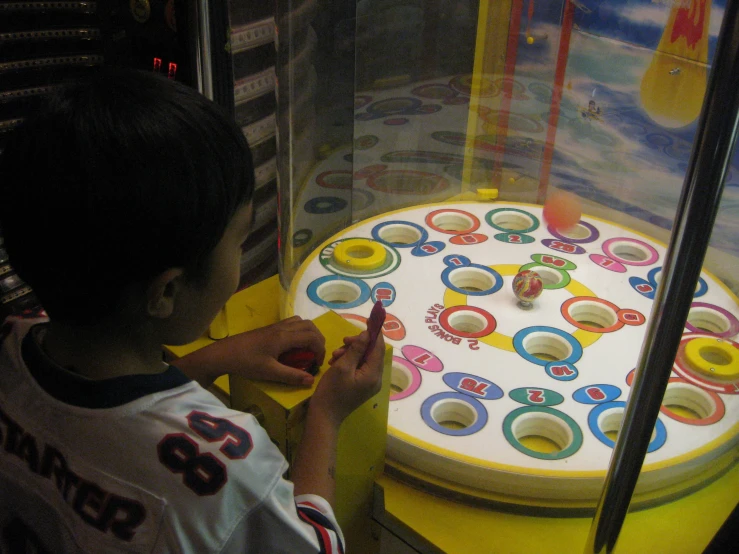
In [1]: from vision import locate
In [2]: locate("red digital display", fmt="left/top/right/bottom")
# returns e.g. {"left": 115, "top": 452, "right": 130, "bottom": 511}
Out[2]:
{"left": 153, "top": 57, "right": 162, "bottom": 72}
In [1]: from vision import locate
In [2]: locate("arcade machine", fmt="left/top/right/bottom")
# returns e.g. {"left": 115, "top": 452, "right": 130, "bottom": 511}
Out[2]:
{"left": 259, "top": 0, "right": 738, "bottom": 552}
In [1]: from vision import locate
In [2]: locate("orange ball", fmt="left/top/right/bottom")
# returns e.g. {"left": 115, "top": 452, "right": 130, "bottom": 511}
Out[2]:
{"left": 543, "top": 190, "right": 582, "bottom": 230}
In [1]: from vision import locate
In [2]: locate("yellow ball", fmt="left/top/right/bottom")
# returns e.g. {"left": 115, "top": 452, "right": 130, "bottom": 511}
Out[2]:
{"left": 527, "top": 36, "right": 534, "bottom": 45}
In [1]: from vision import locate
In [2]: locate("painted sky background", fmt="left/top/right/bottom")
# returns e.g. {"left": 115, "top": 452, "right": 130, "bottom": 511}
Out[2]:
{"left": 532, "top": 0, "right": 727, "bottom": 60}
{"left": 578, "top": 0, "right": 725, "bottom": 58}
{"left": 509, "top": 0, "right": 738, "bottom": 257}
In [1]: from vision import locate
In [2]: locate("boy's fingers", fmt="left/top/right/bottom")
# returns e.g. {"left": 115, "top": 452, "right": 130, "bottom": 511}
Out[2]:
{"left": 269, "top": 360, "right": 315, "bottom": 386}
{"left": 328, "top": 347, "right": 347, "bottom": 364}
{"left": 327, "top": 334, "right": 366, "bottom": 366}
{"left": 336, "top": 331, "right": 369, "bottom": 370}
{"left": 361, "top": 334, "right": 385, "bottom": 393}
{"left": 367, "top": 334, "right": 385, "bottom": 370}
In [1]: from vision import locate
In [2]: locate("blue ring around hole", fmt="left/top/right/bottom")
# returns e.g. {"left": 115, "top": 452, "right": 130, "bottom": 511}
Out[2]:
{"left": 588, "top": 401, "right": 667, "bottom": 452}
{"left": 513, "top": 326, "right": 583, "bottom": 367}
{"left": 441, "top": 264, "right": 503, "bottom": 296}
{"left": 306, "top": 275, "right": 371, "bottom": 310}
{"left": 648, "top": 267, "right": 707, "bottom": 298}
{"left": 421, "top": 391, "right": 488, "bottom": 436}
{"left": 371, "top": 220, "right": 428, "bottom": 248}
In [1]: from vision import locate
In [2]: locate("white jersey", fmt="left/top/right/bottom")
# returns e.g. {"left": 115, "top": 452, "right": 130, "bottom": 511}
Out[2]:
{"left": 0, "top": 317, "right": 345, "bottom": 554}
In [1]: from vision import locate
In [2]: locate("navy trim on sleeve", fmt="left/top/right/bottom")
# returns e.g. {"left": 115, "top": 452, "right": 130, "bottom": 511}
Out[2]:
{"left": 21, "top": 323, "right": 192, "bottom": 409}
{"left": 296, "top": 503, "right": 344, "bottom": 554}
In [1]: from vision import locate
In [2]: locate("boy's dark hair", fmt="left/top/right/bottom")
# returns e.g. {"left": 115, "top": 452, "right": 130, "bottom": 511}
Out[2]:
{"left": 0, "top": 68, "right": 254, "bottom": 324}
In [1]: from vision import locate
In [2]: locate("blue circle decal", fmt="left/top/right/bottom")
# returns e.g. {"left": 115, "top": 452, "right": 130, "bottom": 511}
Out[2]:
{"left": 442, "top": 373, "right": 503, "bottom": 400}
{"left": 412, "top": 241, "right": 446, "bottom": 257}
{"left": 545, "top": 361, "right": 579, "bottom": 381}
{"left": 573, "top": 384, "right": 622, "bottom": 404}
{"left": 371, "top": 282, "right": 396, "bottom": 307}
{"left": 629, "top": 276, "right": 656, "bottom": 299}
{"left": 443, "top": 254, "right": 471, "bottom": 268}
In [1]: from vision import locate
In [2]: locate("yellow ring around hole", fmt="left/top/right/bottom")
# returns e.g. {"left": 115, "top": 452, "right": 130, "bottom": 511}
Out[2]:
{"left": 332, "top": 239, "right": 387, "bottom": 271}
{"left": 684, "top": 337, "right": 739, "bottom": 381}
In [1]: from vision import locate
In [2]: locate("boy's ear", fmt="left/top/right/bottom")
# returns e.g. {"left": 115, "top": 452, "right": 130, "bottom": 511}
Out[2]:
{"left": 146, "top": 268, "right": 185, "bottom": 319}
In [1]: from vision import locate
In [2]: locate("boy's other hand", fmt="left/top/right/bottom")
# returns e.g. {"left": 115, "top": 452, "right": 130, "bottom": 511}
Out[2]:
{"left": 310, "top": 330, "right": 385, "bottom": 427}
{"left": 214, "top": 316, "right": 325, "bottom": 386}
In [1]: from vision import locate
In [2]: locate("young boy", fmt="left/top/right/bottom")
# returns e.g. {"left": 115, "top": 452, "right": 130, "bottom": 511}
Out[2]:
{"left": 0, "top": 68, "right": 385, "bottom": 553}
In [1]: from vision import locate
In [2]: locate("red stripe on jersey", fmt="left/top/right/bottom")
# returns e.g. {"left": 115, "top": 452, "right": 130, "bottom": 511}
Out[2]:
{"left": 297, "top": 510, "right": 332, "bottom": 554}
{"left": 297, "top": 504, "right": 345, "bottom": 554}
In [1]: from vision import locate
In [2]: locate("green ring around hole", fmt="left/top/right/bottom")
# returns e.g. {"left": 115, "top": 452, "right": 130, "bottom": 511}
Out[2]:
{"left": 503, "top": 406, "right": 583, "bottom": 461}
{"left": 320, "top": 238, "right": 401, "bottom": 279}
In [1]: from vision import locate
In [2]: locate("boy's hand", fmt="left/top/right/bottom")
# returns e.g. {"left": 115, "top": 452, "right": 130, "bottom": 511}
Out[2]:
{"left": 207, "top": 316, "right": 325, "bottom": 386}
{"left": 310, "top": 330, "right": 385, "bottom": 427}
{"left": 326, "top": 334, "right": 364, "bottom": 366}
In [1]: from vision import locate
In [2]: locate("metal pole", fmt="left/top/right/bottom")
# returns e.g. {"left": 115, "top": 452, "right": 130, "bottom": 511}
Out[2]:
{"left": 585, "top": 2, "right": 739, "bottom": 553}
{"left": 195, "top": 0, "right": 214, "bottom": 99}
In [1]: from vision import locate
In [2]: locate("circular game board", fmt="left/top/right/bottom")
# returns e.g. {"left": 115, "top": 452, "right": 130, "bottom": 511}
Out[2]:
{"left": 288, "top": 202, "right": 739, "bottom": 510}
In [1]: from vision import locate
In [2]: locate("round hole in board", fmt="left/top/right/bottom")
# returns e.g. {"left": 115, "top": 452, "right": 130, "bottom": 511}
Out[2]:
{"left": 491, "top": 211, "right": 534, "bottom": 231}
{"left": 316, "top": 281, "right": 362, "bottom": 304}
{"left": 512, "top": 412, "right": 572, "bottom": 454}
{"left": 523, "top": 333, "right": 572, "bottom": 362}
{"left": 431, "top": 398, "right": 477, "bottom": 430}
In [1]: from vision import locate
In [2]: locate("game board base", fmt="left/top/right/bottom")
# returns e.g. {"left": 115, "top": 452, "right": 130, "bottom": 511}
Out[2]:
{"left": 383, "top": 446, "right": 738, "bottom": 515}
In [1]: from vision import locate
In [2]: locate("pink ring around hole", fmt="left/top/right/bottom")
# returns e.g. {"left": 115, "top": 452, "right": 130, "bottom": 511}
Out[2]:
{"left": 390, "top": 356, "right": 422, "bottom": 401}
{"left": 602, "top": 237, "right": 659, "bottom": 267}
